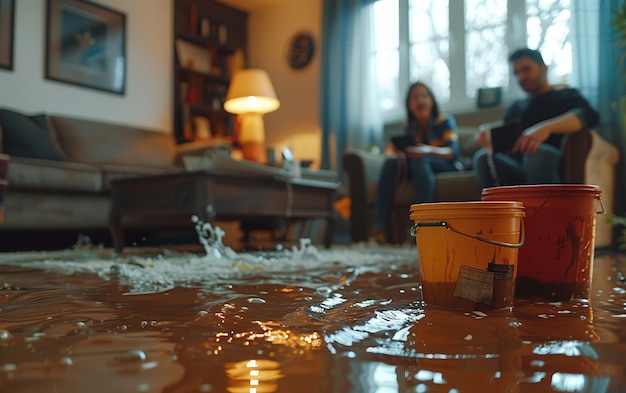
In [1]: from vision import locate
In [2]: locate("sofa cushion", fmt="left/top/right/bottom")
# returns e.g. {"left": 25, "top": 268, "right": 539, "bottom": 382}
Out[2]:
{"left": 0, "top": 109, "right": 69, "bottom": 161}
{"left": 457, "top": 126, "right": 480, "bottom": 158}
{"left": 50, "top": 115, "right": 176, "bottom": 168}
{"left": 435, "top": 171, "right": 482, "bottom": 201}
{"left": 366, "top": 170, "right": 482, "bottom": 207}
{"left": 7, "top": 156, "right": 102, "bottom": 193}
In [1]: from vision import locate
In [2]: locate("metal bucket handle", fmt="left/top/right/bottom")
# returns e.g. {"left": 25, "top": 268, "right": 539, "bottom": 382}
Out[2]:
{"left": 410, "top": 220, "right": 525, "bottom": 248}
{"left": 598, "top": 196, "right": 606, "bottom": 215}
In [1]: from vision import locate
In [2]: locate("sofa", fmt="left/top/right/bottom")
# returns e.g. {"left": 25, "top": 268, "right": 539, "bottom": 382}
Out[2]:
{"left": 0, "top": 107, "right": 229, "bottom": 247}
{"left": 342, "top": 123, "right": 620, "bottom": 247}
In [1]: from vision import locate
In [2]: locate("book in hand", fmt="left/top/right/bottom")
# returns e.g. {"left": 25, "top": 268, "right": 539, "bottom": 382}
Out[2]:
{"left": 391, "top": 134, "right": 417, "bottom": 152}
{"left": 490, "top": 123, "right": 523, "bottom": 153}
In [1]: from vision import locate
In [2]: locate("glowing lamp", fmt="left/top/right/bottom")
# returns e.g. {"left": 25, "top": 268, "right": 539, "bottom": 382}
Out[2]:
{"left": 224, "top": 69, "right": 280, "bottom": 163}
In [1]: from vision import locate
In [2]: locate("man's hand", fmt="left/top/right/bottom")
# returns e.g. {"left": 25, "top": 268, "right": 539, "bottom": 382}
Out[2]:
{"left": 513, "top": 124, "right": 551, "bottom": 155}
{"left": 476, "top": 126, "right": 492, "bottom": 148}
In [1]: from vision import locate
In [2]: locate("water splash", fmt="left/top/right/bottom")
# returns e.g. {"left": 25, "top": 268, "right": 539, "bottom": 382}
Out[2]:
{"left": 0, "top": 219, "right": 417, "bottom": 295}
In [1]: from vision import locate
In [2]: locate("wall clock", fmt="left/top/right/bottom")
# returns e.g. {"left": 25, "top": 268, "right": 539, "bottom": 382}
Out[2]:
{"left": 287, "top": 32, "right": 315, "bottom": 70}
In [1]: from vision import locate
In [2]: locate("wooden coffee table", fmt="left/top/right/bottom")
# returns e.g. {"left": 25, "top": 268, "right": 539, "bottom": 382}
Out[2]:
{"left": 108, "top": 170, "right": 341, "bottom": 252}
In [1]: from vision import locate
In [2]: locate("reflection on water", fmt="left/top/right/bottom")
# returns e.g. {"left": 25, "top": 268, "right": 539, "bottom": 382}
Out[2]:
{"left": 0, "top": 227, "right": 625, "bottom": 392}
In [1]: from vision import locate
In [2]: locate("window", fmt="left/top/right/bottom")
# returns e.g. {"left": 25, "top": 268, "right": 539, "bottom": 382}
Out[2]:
{"left": 374, "top": 0, "right": 573, "bottom": 122}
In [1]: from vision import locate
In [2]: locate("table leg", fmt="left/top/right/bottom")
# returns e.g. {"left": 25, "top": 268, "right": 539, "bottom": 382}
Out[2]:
{"left": 109, "top": 213, "right": 125, "bottom": 254}
{"left": 323, "top": 216, "right": 336, "bottom": 249}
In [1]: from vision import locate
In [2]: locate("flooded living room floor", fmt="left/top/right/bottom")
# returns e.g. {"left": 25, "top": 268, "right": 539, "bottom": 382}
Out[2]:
{"left": 0, "top": 223, "right": 625, "bottom": 392}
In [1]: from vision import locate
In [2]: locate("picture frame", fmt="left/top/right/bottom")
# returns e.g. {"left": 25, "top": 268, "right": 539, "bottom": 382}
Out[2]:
{"left": 477, "top": 87, "right": 502, "bottom": 108}
{"left": 45, "top": 0, "right": 126, "bottom": 95}
{"left": 0, "top": 0, "right": 15, "bottom": 71}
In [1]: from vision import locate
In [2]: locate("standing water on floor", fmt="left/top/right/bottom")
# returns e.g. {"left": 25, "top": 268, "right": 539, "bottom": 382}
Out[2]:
{"left": 0, "top": 219, "right": 625, "bottom": 392}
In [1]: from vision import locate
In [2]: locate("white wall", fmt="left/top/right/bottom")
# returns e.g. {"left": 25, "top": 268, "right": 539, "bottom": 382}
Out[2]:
{"left": 247, "top": 0, "right": 322, "bottom": 166}
{"left": 0, "top": 0, "right": 172, "bottom": 133}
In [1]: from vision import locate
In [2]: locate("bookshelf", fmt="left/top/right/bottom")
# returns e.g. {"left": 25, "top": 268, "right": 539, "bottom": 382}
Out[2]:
{"left": 173, "top": 0, "right": 248, "bottom": 143}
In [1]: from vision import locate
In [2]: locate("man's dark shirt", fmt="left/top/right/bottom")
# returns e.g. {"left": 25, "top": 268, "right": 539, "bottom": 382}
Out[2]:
{"left": 503, "top": 87, "right": 600, "bottom": 148}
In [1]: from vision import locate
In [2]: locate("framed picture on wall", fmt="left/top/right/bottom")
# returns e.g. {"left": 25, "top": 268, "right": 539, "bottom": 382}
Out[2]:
{"left": 477, "top": 87, "right": 502, "bottom": 108}
{"left": 0, "top": 0, "right": 15, "bottom": 71}
{"left": 45, "top": 0, "right": 126, "bottom": 95}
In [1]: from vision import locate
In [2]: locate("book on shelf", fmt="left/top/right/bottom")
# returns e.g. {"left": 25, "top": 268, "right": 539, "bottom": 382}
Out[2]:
{"left": 175, "top": 39, "right": 212, "bottom": 74}
{"left": 226, "top": 49, "right": 244, "bottom": 78}
{"left": 189, "top": 4, "right": 198, "bottom": 36}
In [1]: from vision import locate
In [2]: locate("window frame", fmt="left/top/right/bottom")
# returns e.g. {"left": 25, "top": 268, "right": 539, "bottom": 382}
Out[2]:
{"left": 378, "top": 0, "right": 540, "bottom": 124}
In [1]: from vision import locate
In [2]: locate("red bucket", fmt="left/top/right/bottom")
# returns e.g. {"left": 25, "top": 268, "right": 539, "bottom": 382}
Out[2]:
{"left": 482, "top": 184, "right": 602, "bottom": 301}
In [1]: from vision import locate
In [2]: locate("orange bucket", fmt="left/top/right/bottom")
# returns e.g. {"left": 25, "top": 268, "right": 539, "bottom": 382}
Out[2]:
{"left": 410, "top": 201, "right": 525, "bottom": 311}
{"left": 482, "top": 184, "right": 602, "bottom": 301}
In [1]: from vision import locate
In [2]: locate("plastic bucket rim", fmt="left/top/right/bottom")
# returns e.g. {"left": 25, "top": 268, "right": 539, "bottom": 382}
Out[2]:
{"left": 410, "top": 201, "right": 526, "bottom": 220}
{"left": 481, "top": 184, "right": 601, "bottom": 196}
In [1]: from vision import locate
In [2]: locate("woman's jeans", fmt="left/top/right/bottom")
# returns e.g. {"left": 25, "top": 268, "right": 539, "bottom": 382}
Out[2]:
{"left": 472, "top": 144, "right": 563, "bottom": 189}
{"left": 373, "top": 155, "right": 457, "bottom": 232}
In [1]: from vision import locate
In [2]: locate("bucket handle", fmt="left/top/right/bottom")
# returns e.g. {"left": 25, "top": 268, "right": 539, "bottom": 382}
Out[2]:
{"left": 410, "top": 220, "right": 525, "bottom": 249}
{"left": 598, "top": 197, "right": 606, "bottom": 215}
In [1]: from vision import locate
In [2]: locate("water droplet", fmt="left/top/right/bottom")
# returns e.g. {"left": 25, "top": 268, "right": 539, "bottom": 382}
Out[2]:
{"left": 464, "top": 334, "right": 473, "bottom": 340}
{"left": 248, "top": 298, "right": 266, "bottom": 304}
{"left": 141, "top": 321, "right": 148, "bottom": 328}
{"left": 580, "top": 315, "right": 587, "bottom": 320}
{"left": 198, "top": 311, "right": 208, "bottom": 317}
{"left": 122, "top": 349, "right": 147, "bottom": 362}
{"left": 416, "top": 384, "right": 428, "bottom": 393}
{"left": 109, "top": 264, "right": 120, "bottom": 276}
{"left": 317, "top": 287, "right": 332, "bottom": 295}
{"left": 59, "top": 356, "right": 73, "bottom": 366}
{"left": 0, "top": 329, "right": 12, "bottom": 340}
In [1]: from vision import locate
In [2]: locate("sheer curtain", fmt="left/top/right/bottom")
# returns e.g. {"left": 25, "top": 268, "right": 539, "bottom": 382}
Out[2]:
{"left": 319, "top": 0, "right": 383, "bottom": 173}
{"left": 572, "top": 0, "right": 626, "bottom": 216}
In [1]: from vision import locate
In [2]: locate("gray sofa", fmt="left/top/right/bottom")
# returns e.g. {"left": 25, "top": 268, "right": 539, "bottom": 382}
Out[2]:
{"left": 0, "top": 108, "right": 226, "bottom": 245}
{"left": 342, "top": 125, "right": 620, "bottom": 247}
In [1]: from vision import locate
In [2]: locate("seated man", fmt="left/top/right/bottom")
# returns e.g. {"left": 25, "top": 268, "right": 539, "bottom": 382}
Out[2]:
{"left": 472, "top": 48, "right": 599, "bottom": 188}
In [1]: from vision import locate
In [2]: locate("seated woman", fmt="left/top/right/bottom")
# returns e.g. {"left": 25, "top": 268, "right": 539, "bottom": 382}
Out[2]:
{"left": 370, "top": 82, "right": 461, "bottom": 243}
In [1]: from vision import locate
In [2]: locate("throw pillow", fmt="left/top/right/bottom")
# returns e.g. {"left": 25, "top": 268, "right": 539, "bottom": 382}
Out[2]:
{"left": 0, "top": 108, "right": 69, "bottom": 161}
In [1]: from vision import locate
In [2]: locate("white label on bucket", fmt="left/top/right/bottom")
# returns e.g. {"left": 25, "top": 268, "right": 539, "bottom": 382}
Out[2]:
{"left": 453, "top": 266, "right": 494, "bottom": 305}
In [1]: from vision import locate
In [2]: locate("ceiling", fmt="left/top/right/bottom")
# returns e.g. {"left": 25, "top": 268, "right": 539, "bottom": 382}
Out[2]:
{"left": 217, "top": 0, "right": 288, "bottom": 12}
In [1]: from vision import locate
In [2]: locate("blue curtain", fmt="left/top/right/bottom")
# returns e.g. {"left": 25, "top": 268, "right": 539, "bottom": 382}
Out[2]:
{"left": 571, "top": 0, "right": 626, "bottom": 216}
{"left": 319, "top": 0, "right": 383, "bottom": 174}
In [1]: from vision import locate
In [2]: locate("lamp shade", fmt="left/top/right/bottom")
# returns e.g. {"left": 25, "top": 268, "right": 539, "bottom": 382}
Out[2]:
{"left": 224, "top": 69, "right": 280, "bottom": 114}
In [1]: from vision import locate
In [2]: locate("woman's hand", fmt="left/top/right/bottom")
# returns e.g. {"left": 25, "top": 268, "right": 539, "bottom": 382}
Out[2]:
{"left": 405, "top": 144, "right": 433, "bottom": 157}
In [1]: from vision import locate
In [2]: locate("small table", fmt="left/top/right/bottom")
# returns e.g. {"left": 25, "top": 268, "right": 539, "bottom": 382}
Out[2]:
{"left": 108, "top": 170, "right": 341, "bottom": 253}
